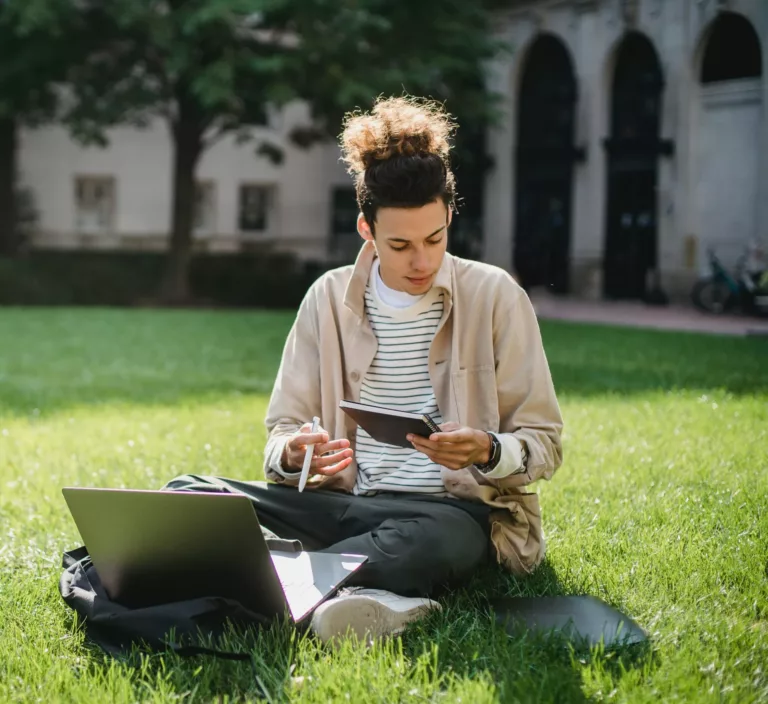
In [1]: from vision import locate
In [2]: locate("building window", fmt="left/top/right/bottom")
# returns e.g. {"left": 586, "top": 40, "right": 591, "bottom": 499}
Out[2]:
{"left": 75, "top": 176, "right": 115, "bottom": 233}
{"left": 331, "top": 186, "right": 359, "bottom": 258}
{"left": 194, "top": 181, "right": 216, "bottom": 234}
{"left": 238, "top": 184, "right": 273, "bottom": 232}
{"left": 701, "top": 12, "right": 762, "bottom": 84}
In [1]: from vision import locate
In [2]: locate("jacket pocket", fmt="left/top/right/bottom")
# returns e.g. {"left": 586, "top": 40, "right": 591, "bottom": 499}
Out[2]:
{"left": 488, "top": 492, "right": 544, "bottom": 575}
{"left": 451, "top": 365, "right": 499, "bottom": 430}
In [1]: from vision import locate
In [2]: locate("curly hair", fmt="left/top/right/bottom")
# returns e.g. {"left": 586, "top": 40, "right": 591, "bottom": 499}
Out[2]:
{"left": 339, "top": 96, "right": 458, "bottom": 231}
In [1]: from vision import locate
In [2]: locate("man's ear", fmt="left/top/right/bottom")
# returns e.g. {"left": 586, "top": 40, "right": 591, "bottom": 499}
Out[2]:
{"left": 446, "top": 206, "right": 454, "bottom": 228}
{"left": 357, "top": 213, "right": 374, "bottom": 242}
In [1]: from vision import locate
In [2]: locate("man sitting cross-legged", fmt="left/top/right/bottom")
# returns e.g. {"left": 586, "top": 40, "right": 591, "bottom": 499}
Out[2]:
{"left": 164, "top": 96, "right": 563, "bottom": 643}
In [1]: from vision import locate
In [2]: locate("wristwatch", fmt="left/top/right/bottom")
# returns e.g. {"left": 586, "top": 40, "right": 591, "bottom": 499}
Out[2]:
{"left": 474, "top": 432, "right": 502, "bottom": 474}
{"left": 474, "top": 433, "right": 530, "bottom": 476}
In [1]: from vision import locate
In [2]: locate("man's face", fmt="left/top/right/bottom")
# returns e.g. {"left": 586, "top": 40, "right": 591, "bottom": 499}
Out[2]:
{"left": 358, "top": 199, "right": 452, "bottom": 295}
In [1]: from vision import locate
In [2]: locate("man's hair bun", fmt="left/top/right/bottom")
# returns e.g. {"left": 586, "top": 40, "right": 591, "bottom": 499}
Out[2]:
{"left": 340, "top": 96, "right": 456, "bottom": 174}
{"left": 338, "top": 95, "right": 458, "bottom": 229}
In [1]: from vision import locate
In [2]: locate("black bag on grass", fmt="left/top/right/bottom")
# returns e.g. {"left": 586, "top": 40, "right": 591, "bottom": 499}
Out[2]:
{"left": 491, "top": 595, "right": 648, "bottom": 651}
{"left": 59, "top": 546, "right": 270, "bottom": 662}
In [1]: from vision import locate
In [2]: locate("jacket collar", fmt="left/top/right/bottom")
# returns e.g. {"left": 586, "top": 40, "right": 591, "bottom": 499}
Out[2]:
{"left": 343, "top": 240, "right": 454, "bottom": 318}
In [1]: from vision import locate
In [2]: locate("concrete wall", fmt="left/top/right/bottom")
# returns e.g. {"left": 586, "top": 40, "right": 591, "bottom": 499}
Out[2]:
{"left": 694, "top": 79, "right": 762, "bottom": 268}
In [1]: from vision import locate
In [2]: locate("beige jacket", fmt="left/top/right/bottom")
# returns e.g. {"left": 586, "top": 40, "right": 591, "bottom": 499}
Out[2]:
{"left": 263, "top": 241, "right": 564, "bottom": 575}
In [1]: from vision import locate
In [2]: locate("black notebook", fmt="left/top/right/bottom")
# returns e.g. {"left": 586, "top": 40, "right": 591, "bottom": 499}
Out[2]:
{"left": 491, "top": 595, "right": 648, "bottom": 650}
{"left": 340, "top": 400, "right": 440, "bottom": 449}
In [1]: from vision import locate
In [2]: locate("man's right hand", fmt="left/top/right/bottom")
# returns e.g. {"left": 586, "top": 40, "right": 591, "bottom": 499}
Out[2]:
{"left": 281, "top": 422, "right": 354, "bottom": 476}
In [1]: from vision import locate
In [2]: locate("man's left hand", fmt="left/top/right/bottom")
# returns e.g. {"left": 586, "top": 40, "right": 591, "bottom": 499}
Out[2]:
{"left": 407, "top": 422, "right": 491, "bottom": 470}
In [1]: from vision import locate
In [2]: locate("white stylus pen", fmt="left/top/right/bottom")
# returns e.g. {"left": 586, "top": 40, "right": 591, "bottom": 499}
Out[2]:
{"left": 298, "top": 416, "right": 320, "bottom": 493}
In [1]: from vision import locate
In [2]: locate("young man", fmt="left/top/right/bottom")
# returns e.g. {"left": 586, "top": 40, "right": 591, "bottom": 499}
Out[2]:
{"left": 165, "top": 97, "right": 563, "bottom": 643}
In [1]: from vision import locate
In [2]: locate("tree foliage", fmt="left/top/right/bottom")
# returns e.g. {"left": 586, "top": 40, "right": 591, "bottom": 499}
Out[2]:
{"left": 0, "top": 0, "right": 85, "bottom": 253}
{"left": 9, "top": 0, "right": 508, "bottom": 296}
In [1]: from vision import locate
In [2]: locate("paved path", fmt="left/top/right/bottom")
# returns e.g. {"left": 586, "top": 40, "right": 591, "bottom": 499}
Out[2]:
{"left": 529, "top": 294, "right": 768, "bottom": 337}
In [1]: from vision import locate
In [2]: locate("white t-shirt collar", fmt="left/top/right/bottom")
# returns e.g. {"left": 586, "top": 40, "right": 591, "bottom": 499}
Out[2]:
{"left": 372, "top": 258, "right": 426, "bottom": 309}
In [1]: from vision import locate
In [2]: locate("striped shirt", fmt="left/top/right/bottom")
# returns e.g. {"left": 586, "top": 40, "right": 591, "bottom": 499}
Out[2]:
{"left": 353, "top": 261, "right": 447, "bottom": 496}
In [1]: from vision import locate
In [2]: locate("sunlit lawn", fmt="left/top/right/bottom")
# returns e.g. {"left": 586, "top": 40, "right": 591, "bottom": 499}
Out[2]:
{"left": 0, "top": 307, "right": 766, "bottom": 703}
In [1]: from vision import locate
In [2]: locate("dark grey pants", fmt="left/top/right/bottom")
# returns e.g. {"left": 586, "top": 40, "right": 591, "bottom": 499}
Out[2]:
{"left": 162, "top": 474, "right": 491, "bottom": 597}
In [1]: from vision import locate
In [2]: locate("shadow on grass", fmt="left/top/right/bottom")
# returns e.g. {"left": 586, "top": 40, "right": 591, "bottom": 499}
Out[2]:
{"left": 58, "top": 558, "right": 658, "bottom": 702}
{"left": 541, "top": 321, "right": 768, "bottom": 397}
{"left": 1, "top": 312, "right": 768, "bottom": 420}
{"left": 399, "top": 559, "right": 659, "bottom": 703}
{"left": 63, "top": 607, "right": 299, "bottom": 701}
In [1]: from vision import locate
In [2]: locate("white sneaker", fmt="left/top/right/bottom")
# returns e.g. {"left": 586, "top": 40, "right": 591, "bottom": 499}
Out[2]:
{"left": 309, "top": 588, "right": 441, "bottom": 644}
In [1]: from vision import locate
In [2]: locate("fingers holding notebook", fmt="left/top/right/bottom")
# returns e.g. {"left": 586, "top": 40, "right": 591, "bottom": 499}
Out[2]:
{"left": 408, "top": 423, "right": 492, "bottom": 470}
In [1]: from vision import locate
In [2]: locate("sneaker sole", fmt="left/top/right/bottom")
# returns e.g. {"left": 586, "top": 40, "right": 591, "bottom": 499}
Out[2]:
{"left": 310, "top": 595, "right": 436, "bottom": 644}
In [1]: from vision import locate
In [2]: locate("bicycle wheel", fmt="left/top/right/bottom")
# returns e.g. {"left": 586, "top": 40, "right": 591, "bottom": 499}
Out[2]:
{"left": 691, "top": 278, "right": 735, "bottom": 314}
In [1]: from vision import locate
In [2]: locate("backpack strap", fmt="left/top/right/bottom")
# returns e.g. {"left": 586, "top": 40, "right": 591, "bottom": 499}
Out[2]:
{"left": 63, "top": 546, "right": 89, "bottom": 569}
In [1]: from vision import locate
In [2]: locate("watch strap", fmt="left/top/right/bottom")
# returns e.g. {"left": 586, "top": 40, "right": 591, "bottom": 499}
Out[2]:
{"left": 475, "top": 431, "right": 502, "bottom": 473}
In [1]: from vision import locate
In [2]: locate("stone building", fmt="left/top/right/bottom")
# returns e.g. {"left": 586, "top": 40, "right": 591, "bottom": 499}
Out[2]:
{"left": 483, "top": 0, "right": 767, "bottom": 300}
{"left": 17, "top": 0, "right": 767, "bottom": 301}
{"left": 19, "top": 101, "right": 355, "bottom": 264}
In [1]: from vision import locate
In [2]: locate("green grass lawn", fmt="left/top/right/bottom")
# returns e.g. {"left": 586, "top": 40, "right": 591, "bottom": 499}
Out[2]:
{"left": 1, "top": 307, "right": 766, "bottom": 703}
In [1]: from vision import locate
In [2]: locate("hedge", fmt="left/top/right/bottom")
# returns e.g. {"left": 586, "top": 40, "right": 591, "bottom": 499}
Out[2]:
{"left": 0, "top": 250, "right": 337, "bottom": 308}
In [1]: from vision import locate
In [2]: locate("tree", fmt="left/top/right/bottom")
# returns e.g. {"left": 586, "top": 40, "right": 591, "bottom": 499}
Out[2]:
{"left": 66, "top": 0, "right": 506, "bottom": 302}
{"left": 0, "top": 0, "right": 84, "bottom": 254}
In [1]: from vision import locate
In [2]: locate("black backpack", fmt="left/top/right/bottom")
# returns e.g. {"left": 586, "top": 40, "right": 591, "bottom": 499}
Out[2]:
{"left": 59, "top": 536, "right": 303, "bottom": 666}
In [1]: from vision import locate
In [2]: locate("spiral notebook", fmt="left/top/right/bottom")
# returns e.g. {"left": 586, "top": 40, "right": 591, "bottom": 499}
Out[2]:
{"left": 339, "top": 400, "right": 440, "bottom": 449}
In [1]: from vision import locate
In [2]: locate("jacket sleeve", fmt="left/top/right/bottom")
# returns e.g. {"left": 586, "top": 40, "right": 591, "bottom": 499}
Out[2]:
{"left": 486, "top": 277, "right": 564, "bottom": 490}
{"left": 263, "top": 284, "right": 322, "bottom": 484}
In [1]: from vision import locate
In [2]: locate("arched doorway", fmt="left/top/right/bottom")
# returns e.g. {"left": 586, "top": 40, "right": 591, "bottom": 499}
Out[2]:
{"left": 514, "top": 34, "right": 579, "bottom": 294}
{"left": 603, "top": 33, "right": 671, "bottom": 300}
{"left": 701, "top": 12, "right": 762, "bottom": 83}
{"left": 695, "top": 12, "right": 763, "bottom": 271}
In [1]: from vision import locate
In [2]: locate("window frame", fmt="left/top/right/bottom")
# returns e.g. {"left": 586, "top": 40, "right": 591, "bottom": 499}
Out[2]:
{"left": 237, "top": 182, "right": 276, "bottom": 235}
{"left": 74, "top": 175, "right": 116, "bottom": 235}
{"left": 193, "top": 180, "right": 217, "bottom": 236}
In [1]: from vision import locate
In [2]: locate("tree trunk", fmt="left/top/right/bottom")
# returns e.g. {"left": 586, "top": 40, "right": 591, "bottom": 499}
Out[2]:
{"left": 159, "top": 114, "right": 204, "bottom": 303}
{"left": 0, "top": 117, "right": 18, "bottom": 256}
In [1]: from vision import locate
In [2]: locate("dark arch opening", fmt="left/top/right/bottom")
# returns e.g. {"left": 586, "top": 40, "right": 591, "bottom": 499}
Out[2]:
{"left": 611, "top": 32, "right": 664, "bottom": 143}
{"left": 603, "top": 32, "right": 665, "bottom": 301}
{"left": 701, "top": 12, "right": 762, "bottom": 84}
{"left": 513, "top": 34, "right": 578, "bottom": 294}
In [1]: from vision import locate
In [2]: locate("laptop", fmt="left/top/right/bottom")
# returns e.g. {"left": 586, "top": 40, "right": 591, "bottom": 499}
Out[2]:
{"left": 62, "top": 487, "right": 368, "bottom": 624}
